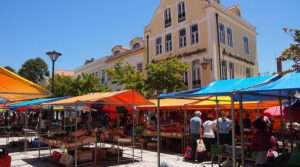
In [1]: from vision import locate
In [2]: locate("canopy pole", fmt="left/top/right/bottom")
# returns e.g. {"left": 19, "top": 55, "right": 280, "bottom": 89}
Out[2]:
{"left": 184, "top": 105, "right": 187, "bottom": 152}
{"left": 157, "top": 97, "right": 161, "bottom": 167}
{"left": 230, "top": 94, "right": 236, "bottom": 167}
{"left": 24, "top": 105, "right": 28, "bottom": 152}
{"left": 279, "top": 94, "right": 285, "bottom": 154}
{"left": 215, "top": 96, "right": 220, "bottom": 165}
{"left": 132, "top": 90, "right": 135, "bottom": 163}
{"left": 257, "top": 102, "right": 260, "bottom": 116}
{"left": 288, "top": 95, "right": 293, "bottom": 152}
{"left": 239, "top": 94, "right": 245, "bottom": 167}
{"left": 75, "top": 103, "right": 78, "bottom": 167}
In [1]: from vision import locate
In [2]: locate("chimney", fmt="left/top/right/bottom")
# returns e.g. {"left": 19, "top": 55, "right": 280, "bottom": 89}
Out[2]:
{"left": 276, "top": 58, "right": 282, "bottom": 74}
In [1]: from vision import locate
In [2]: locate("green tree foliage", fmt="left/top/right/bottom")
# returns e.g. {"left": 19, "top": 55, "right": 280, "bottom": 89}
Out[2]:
{"left": 48, "top": 73, "right": 110, "bottom": 97}
{"left": 278, "top": 28, "right": 300, "bottom": 72}
{"left": 18, "top": 57, "right": 50, "bottom": 83}
{"left": 4, "top": 66, "right": 15, "bottom": 73}
{"left": 106, "top": 57, "right": 189, "bottom": 98}
{"left": 106, "top": 61, "right": 146, "bottom": 96}
{"left": 145, "top": 57, "right": 189, "bottom": 97}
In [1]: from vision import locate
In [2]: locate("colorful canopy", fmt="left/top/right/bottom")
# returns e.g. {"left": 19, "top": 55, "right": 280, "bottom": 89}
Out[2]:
{"left": 189, "top": 96, "right": 279, "bottom": 109}
{"left": 43, "top": 90, "right": 153, "bottom": 106}
{"left": 159, "top": 75, "right": 278, "bottom": 98}
{"left": 238, "top": 72, "right": 300, "bottom": 101}
{"left": 0, "top": 66, "right": 51, "bottom": 101}
{"left": 137, "top": 98, "right": 207, "bottom": 109}
{"left": 10, "top": 97, "right": 66, "bottom": 107}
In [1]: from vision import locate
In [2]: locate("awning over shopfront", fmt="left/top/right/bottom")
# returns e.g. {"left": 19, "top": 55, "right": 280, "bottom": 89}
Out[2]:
{"left": 43, "top": 90, "right": 153, "bottom": 106}
{"left": 0, "top": 66, "right": 51, "bottom": 101}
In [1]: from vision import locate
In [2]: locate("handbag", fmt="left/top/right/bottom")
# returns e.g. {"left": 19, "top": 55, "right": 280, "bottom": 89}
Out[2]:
{"left": 184, "top": 146, "right": 192, "bottom": 159}
{"left": 196, "top": 139, "right": 206, "bottom": 153}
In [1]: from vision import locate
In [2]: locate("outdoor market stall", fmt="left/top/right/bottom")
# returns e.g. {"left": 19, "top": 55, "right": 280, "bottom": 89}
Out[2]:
{"left": 40, "top": 90, "right": 153, "bottom": 167}
{"left": 158, "top": 75, "right": 279, "bottom": 167}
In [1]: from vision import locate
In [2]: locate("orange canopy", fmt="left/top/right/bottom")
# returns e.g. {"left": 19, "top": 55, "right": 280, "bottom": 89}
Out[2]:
{"left": 43, "top": 90, "right": 153, "bottom": 106}
{"left": 0, "top": 67, "right": 51, "bottom": 101}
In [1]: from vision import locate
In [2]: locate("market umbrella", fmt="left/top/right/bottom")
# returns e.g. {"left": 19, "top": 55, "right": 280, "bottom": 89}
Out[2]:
{"left": 262, "top": 100, "right": 300, "bottom": 121}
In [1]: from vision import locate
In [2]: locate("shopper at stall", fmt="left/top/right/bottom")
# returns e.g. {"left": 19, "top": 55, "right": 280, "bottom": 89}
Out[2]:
{"left": 243, "top": 113, "right": 251, "bottom": 129}
{"left": 39, "top": 112, "right": 48, "bottom": 134}
{"left": 214, "top": 111, "right": 232, "bottom": 145}
{"left": 202, "top": 114, "right": 217, "bottom": 160}
{"left": 250, "top": 119, "right": 278, "bottom": 166}
{"left": 190, "top": 111, "right": 203, "bottom": 162}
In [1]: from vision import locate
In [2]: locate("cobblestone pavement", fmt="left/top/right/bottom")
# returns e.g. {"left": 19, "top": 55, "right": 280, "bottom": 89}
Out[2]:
{"left": 1, "top": 137, "right": 221, "bottom": 167}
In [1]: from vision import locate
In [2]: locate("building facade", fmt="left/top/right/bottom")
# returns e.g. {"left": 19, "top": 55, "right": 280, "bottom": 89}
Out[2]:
{"left": 74, "top": 37, "right": 145, "bottom": 91}
{"left": 144, "top": 0, "right": 258, "bottom": 90}
{"left": 74, "top": 0, "right": 259, "bottom": 92}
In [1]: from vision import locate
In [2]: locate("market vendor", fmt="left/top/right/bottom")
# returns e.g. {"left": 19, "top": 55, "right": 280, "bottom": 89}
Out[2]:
{"left": 125, "top": 114, "right": 137, "bottom": 136}
{"left": 39, "top": 112, "right": 48, "bottom": 134}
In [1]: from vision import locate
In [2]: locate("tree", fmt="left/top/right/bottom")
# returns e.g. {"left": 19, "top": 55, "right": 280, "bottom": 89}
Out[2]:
{"left": 106, "top": 61, "right": 146, "bottom": 96}
{"left": 145, "top": 57, "right": 189, "bottom": 97}
{"left": 4, "top": 66, "right": 15, "bottom": 73}
{"left": 18, "top": 57, "right": 50, "bottom": 83}
{"left": 106, "top": 57, "right": 189, "bottom": 98}
{"left": 48, "top": 73, "right": 110, "bottom": 97}
{"left": 278, "top": 28, "right": 300, "bottom": 72}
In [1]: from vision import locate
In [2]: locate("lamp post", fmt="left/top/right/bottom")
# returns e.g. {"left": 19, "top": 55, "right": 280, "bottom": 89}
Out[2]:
{"left": 46, "top": 50, "right": 62, "bottom": 94}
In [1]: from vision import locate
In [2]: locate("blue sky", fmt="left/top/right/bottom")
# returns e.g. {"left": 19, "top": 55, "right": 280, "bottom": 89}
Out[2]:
{"left": 0, "top": 0, "right": 299, "bottom": 74}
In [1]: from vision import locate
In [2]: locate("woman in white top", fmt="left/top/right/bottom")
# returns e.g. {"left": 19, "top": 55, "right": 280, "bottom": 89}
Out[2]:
{"left": 202, "top": 115, "right": 217, "bottom": 159}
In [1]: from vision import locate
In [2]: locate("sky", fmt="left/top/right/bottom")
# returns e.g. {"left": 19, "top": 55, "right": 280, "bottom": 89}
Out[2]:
{"left": 0, "top": 0, "right": 299, "bottom": 75}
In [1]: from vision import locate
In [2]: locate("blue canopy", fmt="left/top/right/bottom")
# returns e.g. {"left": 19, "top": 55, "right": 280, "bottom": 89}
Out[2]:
{"left": 238, "top": 72, "right": 300, "bottom": 101}
{"left": 10, "top": 97, "right": 67, "bottom": 107}
{"left": 159, "top": 75, "right": 279, "bottom": 99}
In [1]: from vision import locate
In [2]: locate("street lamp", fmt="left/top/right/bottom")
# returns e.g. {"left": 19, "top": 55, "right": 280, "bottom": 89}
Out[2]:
{"left": 46, "top": 50, "right": 62, "bottom": 94}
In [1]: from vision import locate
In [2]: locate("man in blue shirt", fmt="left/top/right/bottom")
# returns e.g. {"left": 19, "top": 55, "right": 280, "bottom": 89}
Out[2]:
{"left": 190, "top": 111, "right": 203, "bottom": 162}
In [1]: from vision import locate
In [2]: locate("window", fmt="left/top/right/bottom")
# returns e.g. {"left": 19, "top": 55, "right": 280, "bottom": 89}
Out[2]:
{"left": 95, "top": 71, "right": 99, "bottom": 76}
{"left": 244, "top": 36, "right": 249, "bottom": 54}
{"left": 190, "top": 24, "right": 199, "bottom": 45}
{"left": 137, "top": 63, "right": 143, "bottom": 73}
{"left": 183, "top": 71, "right": 188, "bottom": 86}
{"left": 133, "top": 43, "right": 140, "bottom": 49}
{"left": 229, "top": 62, "right": 234, "bottom": 79}
{"left": 219, "top": 23, "right": 225, "bottom": 44}
{"left": 246, "top": 67, "right": 251, "bottom": 77}
{"left": 165, "top": 34, "right": 172, "bottom": 52}
{"left": 156, "top": 37, "right": 162, "bottom": 55}
{"left": 177, "top": 2, "right": 186, "bottom": 22}
{"left": 221, "top": 60, "right": 227, "bottom": 80}
{"left": 192, "top": 60, "right": 201, "bottom": 88}
{"left": 179, "top": 29, "right": 187, "bottom": 48}
{"left": 227, "top": 27, "right": 233, "bottom": 47}
{"left": 114, "top": 50, "right": 120, "bottom": 56}
{"left": 164, "top": 8, "right": 171, "bottom": 28}
{"left": 101, "top": 69, "right": 105, "bottom": 83}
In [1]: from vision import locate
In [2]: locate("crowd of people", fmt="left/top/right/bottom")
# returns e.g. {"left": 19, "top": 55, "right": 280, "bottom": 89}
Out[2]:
{"left": 189, "top": 110, "right": 279, "bottom": 166}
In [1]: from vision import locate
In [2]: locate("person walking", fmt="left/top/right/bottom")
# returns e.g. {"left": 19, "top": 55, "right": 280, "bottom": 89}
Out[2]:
{"left": 202, "top": 115, "right": 217, "bottom": 160}
{"left": 190, "top": 111, "right": 203, "bottom": 162}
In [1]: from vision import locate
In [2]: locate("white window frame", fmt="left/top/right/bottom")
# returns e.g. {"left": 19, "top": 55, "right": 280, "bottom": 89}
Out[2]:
{"left": 229, "top": 62, "right": 234, "bottom": 79}
{"left": 244, "top": 36, "right": 249, "bottom": 54}
{"left": 227, "top": 27, "right": 233, "bottom": 48}
{"left": 165, "top": 34, "right": 172, "bottom": 52}
{"left": 219, "top": 23, "right": 225, "bottom": 44}
{"left": 179, "top": 28, "right": 187, "bottom": 49}
{"left": 221, "top": 60, "right": 227, "bottom": 80}
{"left": 156, "top": 37, "right": 162, "bottom": 55}
{"left": 164, "top": 8, "right": 172, "bottom": 28}
{"left": 190, "top": 24, "right": 199, "bottom": 45}
{"left": 177, "top": 1, "right": 186, "bottom": 23}
{"left": 101, "top": 69, "right": 105, "bottom": 83}
{"left": 246, "top": 67, "right": 251, "bottom": 77}
{"left": 137, "top": 63, "right": 143, "bottom": 73}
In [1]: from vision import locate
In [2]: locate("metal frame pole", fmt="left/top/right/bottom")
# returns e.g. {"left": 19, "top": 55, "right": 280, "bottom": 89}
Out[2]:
{"left": 288, "top": 95, "right": 293, "bottom": 152}
{"left": 75, "top": 103, "right": 78, "bottom": 167}
{"left": 230, "top": 94, "right": 236, "bottom": 167}
{"left": 157, "top": 97, "right": 160, "bottom": 167}
{"left": 132, "top": 90, "right": 135, "bottom": 163}
{"left": 279, "top": 94, "right": 285, "bottom": 154}
{"left": 183, "top": 105, "right": 187, "bottom": 152}
{"left": 239, "top": 94, "right": 245, "bottom": 167}
{"left": 215, "top": 96, "right": 220, "bottom": 165}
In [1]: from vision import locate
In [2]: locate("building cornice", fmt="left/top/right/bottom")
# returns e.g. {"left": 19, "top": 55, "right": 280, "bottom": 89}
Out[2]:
{"left": 106, "top": 46, "right": 145, "bottom": 62}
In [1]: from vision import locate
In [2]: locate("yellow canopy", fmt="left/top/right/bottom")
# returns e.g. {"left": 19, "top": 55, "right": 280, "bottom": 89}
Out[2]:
{"left": 0, "top": 67, "right": 51, "bottom": 101}
{"left": 137, "top": 98, "right": 207, "bottom": 109}
{"left": 189, "top": 96, "right": 279, "bottom": 109}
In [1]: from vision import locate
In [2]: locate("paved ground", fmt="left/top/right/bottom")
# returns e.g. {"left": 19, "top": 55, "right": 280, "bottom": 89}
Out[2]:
{"left": 1, "top": 137, "right": 222, "bottom": 167}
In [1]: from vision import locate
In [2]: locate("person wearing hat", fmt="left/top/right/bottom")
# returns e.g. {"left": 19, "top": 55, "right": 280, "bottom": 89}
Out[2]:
{"left": 190, "top": 111, "right": 203, "bottom": 162}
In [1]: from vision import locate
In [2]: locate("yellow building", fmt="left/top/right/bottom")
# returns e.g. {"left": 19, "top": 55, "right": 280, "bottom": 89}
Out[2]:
{"left": 144, "top": 0, "right": 258, "bottom": 90}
